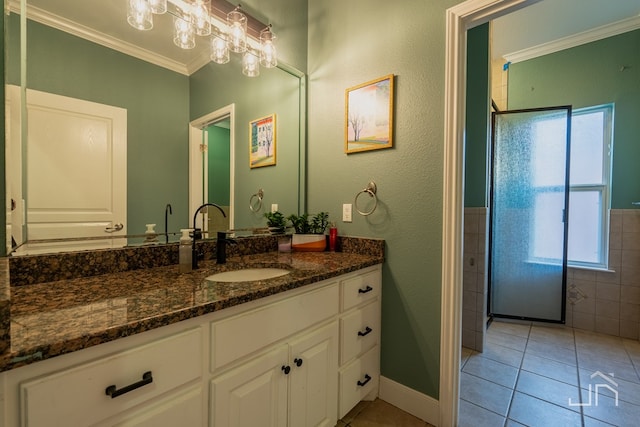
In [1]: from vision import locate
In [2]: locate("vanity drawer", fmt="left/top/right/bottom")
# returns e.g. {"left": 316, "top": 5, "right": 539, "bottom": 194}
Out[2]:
{"left": 340, "top": 299, "right": 380, "bottom": 365}
{"left": 338, "top": 345, "right": 379, "bottom": 419}
{"left": 20, "top": 328, "right": 202, "bottom": 427}
{"left": 341, "top": 269, "right": 381, "bottom": 312}
{"left": 211, "top": 282, "right": 339, "bottom": 371}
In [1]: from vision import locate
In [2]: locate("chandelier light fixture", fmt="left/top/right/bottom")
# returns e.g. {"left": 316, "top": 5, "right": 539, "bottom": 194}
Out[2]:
{"left": 126, "top": 0, "right": 278, "bottom": 76}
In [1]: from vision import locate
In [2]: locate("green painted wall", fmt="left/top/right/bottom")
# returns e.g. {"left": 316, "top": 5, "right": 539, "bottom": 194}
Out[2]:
{"left": 508, "top": 29, "right": 640, "bottom": 209}
{"left": 189, "top": 59, "right": 301, "bottom": 228}
{"left": 464, "top": 23, "right": 490, "bottom": 208}
{"left": 7, "top": 14, "right": 190, "bottom": 239}
{"left": 207, "top": 126, "right": 231, "bottom": 206}
{"left": 307, "top": 0, "right": 461, "bottom": 399}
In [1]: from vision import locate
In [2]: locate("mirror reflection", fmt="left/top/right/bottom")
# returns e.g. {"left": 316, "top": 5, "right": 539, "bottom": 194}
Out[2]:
{"left": 6, "top": 0, "right": 304, "bottom": 255}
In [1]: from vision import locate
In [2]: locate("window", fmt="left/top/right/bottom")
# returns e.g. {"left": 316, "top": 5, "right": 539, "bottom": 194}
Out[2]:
{"left": 567, "top": 104, "right": 613, "bottom": 269}
{"left": 529, "top": 104, "right": 613, "bottom": 269}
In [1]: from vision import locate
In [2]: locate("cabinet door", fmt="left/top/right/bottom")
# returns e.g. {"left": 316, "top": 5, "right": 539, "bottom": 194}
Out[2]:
{"left": 211, "top": 345, "right": 288, "bottom": 427}
{"left": 288, "top": 322, "right": 338, "bottom": 427}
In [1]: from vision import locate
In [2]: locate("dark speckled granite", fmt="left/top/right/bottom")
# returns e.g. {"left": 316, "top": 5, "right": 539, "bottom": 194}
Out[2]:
{"left": 1, "top": 236, "right": 384, "bottom": 372}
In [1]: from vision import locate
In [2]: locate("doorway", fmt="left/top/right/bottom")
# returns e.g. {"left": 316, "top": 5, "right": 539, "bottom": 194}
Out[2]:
{"left": 189, "top": 104, "right": 235, "bottom": 234}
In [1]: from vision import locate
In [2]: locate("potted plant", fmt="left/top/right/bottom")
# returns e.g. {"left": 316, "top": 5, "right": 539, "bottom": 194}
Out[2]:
{"left": 287, "top": 212, "right": 329, "bottom": 251}
{"left": 264, "top": 211, "right": 287, "bottom": 234}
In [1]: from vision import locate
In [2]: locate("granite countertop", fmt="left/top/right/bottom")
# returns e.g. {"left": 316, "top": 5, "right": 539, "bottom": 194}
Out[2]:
{"left": 1, "top": 251, "right": 383, "bottom": 372}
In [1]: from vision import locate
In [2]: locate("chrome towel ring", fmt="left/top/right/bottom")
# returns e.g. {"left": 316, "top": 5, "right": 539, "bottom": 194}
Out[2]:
{"left": 249, "top": 189, "right": 264, "bottom": 212}
{"left": 354, "top": 181, "right": 378, "bottom": 216}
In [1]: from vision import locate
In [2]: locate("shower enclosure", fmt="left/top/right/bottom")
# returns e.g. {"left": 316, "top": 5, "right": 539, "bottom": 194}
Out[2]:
{"left": 488, "top": 106, "right": 572, "bottom": 323}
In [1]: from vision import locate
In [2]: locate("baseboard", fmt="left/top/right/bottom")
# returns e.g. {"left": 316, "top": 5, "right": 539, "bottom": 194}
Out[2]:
{"left": 378, "top": 376, "right": 440, "bottom": 426}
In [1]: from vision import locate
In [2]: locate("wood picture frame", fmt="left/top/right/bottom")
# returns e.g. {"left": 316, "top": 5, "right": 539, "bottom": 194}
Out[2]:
{"left": 249, "top": 114, "right": 276, "bottom": 168}
{"left": 344, "top": 74, "right": 394, "bottom": 154}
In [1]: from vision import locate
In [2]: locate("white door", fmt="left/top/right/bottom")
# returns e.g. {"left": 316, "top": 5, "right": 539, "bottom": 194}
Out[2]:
{"left": 9, "top": 86, "right": 127, "bottom": 254}
{"left": 288, "top": 322, "right": 338, "bottom": 427}
{"left": 210, "top": 345, "right": 288, "bottom": 427}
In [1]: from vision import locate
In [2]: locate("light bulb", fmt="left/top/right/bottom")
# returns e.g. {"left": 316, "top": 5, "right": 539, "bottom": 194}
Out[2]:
{"left": 193, "top": 1, "right": 211, "bottom": 36}
{"left": 227, "top": 8, "right": 247, "bottom": 53}
{"left": 242, "top": 51, "right": 260, "bottom": 77}
{"left": 148, "top": 0, "right": 167, "bottom": 14}
{"left": 174, "top": 14, "right": 195, "bottom": 49}
{"left": 210, "top": 34, "right": 230, "bottom": 64}
{"left": 127, "top": 0, "right": 153, "bottom": 31}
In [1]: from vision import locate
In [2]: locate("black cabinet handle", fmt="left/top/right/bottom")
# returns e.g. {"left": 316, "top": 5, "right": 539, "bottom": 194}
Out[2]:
{"left": 358, "top": 285, "right": 373, "bottom": 294}
{"left": 282, "top": 365, "right": 291, "bottom": 375}
{"left": 357, "top": 374, "right": 372, "bottom": 387}
{"left": 358, "top": 326, "right": 373, "bottom": 337}
{"left": 294, "top": 358, "right": 303, "bottom": 367}
{"left": 105, "top": 371, "right": 153, "bottom": 399}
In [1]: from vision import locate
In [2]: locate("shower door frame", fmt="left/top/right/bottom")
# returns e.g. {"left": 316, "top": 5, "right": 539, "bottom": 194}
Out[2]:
{"left": 487, "top": 105, "right": 572, "bottom": 324}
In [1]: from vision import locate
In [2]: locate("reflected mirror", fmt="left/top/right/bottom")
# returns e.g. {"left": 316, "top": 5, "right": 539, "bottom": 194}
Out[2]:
{"left": 5, "top": 0, "right": 305, "bottom": 255}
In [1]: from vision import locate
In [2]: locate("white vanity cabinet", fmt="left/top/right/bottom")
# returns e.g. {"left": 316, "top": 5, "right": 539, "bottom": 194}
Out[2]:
{"left": 209, "top": 282, "right": 340, "bottom": 427}
{"left": 338, "top": 268, "right": 382, "bottom": 418}
{"left": 2, "top": 326, "right": 207, "bottom": 427}
{"left": 0, "top": 264, "right": 382, "bottom": 427}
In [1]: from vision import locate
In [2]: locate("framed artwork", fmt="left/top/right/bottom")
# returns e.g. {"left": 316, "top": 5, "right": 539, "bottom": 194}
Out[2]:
{"left": 344, "top": 74, "right": 394, "bottom": 154}
{"left": 249, "top": 114, "right": 276, "bottom": 168}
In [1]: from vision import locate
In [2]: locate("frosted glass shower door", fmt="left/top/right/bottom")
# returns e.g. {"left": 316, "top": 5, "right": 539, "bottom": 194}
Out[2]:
{"left": 489, "top": 107, "right": 571, "bottom": 323}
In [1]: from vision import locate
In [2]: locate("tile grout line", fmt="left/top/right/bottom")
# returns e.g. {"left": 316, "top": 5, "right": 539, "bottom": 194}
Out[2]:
{"left": 502, "top": 322, "right": 532, "bottom": 426}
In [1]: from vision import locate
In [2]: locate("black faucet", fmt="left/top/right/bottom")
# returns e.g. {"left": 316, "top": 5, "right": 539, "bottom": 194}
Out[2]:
{"left": 192, "top": 203, "right": 226, "bottom": 269}
{"left": 164, "top": 203, "right": 172, "bottom": 244}
{"left": 216, "top": 231, "right": 237, "bottom": 264}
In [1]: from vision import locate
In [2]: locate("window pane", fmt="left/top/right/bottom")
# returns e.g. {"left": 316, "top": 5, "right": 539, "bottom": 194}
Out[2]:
{"left": 568, "top": 191, "right": 601, "bottom": 263}
{"left": 533, "top": 117, "right": 570, "bottom": 187}
{"left": 532, "top": 191, "right": 565, "bottom": 260}
{"left": 570, "top": 111, "right": 604, "bottom": 185}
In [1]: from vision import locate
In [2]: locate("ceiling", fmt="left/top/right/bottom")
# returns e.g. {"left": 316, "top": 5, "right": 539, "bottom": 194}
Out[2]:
{"left": 16, "top": 0, "right": 265, "bottom": 75}
{"left": 492, "top": 0, "right": 640, "bottom": 61}
{"left": 14, "top": 0, "right": 640, "bottom": 72}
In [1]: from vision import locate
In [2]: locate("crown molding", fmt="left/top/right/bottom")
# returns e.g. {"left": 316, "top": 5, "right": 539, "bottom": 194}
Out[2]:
{"left": 504, "top": 15, "right": 640, "bottom": 63}
{"left": 8, "top": 1, "right": 191, "bottom": 76}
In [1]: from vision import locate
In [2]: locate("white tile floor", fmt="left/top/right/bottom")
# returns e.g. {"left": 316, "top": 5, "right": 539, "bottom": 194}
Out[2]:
{"left": 460, "top": 320, "right": 640, "bottom": 427}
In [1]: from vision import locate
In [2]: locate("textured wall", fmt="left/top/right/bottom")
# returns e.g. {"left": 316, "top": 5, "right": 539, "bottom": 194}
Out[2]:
{"left": 307, "top": 0, "right": 462, "bottom": 399}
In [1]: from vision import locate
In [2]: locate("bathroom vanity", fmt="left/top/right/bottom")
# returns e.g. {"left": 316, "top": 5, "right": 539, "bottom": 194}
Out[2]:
{"left": 0, "top": 246, "right": 383, "bottom": 427}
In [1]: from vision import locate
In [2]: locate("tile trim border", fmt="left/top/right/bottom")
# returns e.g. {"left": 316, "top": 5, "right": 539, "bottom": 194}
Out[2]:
{"left": 379, "top": 375, "right": 440, "bottom": 426}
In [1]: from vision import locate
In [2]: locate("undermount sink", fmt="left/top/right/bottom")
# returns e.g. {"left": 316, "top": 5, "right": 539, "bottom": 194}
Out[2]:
{"left": 205, "top": 268, "right": 291, "bottom": 282}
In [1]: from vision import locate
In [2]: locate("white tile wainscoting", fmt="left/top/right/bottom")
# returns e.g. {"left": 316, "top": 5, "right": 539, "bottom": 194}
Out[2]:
{"left": 462, "top": 208, "right": 640, "bottom": 349}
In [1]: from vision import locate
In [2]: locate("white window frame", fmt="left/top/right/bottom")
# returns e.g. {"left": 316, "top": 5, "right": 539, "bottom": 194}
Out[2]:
{"left": 567, "top": 104, "right": 613, "bottom": 270}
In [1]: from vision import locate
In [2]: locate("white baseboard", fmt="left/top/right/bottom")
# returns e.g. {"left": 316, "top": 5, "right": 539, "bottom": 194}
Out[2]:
{"left": 378, "top": 376, "right": 440, "bottom": 426}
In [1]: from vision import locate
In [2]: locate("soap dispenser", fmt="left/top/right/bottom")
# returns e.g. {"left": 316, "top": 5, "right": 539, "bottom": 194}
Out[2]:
{"left": 179, "top": 229, "right": 192, "bottom": 273}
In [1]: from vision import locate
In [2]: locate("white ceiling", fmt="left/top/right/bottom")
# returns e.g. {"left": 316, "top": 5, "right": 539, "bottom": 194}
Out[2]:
{"left": 492, "top": 0, "right": 640, "bottom": 61}
{"left": 14, "top": 0, "right": 640, "bottom": 72}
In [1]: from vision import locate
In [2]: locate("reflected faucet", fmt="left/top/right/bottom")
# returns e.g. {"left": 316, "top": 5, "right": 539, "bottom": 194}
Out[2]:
{"left": 192, "top": 203, "right": 226, "bottom": 269}
{"left": 164, "top": 203, "right": 172, "bottom": 244}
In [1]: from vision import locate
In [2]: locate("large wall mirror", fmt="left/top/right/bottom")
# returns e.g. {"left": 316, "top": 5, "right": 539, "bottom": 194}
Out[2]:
{"left": 5, "top": 0, "right": 306, "bottom": 255}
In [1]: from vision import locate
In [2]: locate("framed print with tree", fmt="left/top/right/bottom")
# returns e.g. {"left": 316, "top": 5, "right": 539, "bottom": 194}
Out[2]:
{"left": 345, "top": 74, "right": 394, "bottom": 154}
{"left": 249, "top": 114, "right": 276, "bottom": 168}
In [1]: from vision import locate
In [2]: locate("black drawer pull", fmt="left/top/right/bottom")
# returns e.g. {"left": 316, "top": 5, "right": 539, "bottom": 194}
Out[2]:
{"left": 358, "top": 285, "right": 373, "bottom": 294}
{"left": 105, "top": 371, "right": 153, "bottom": 399}
{"left": 294, "top": 358, "right": 303, "bottom": 367}
{"left": 282, "top": 365, "right": 291, "bottom": 375}
{"left": 357, "top": 374, "right": 372, "bottom": 387}
{"left": 358, "top": 326, "right": 373, "bottom": 337}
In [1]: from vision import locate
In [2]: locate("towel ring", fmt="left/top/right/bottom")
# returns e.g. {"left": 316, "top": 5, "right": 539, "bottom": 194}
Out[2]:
{"left": 354, "top": 181, "right": 378, "bottom": 216}
{"left": 249, "top": 189, "right": 264, "bottom": 212}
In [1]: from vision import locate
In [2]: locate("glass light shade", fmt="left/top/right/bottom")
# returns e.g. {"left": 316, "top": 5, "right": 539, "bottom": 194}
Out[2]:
{"left": 210, "top": 34, "right": 230, "bottom": 64}
{"left": 259, "top": 27, "right": 277, "bottom": 68}
{"left": 148, "top": 0, "right": 167, "bottom": 14}
{"left": 193, "top": 0, "right": 211, "bottom": 36}
{"left": 227, "top": 9, "right": 247, "bottom": 53}
{"left": 242, "top": 51, "right": 260, "bottom": 77}
{"left": 173, "top": 14, "right": 196, "bottom": 49}
{"left": 127, "top": 0, "right": 153, "bottom": 31}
